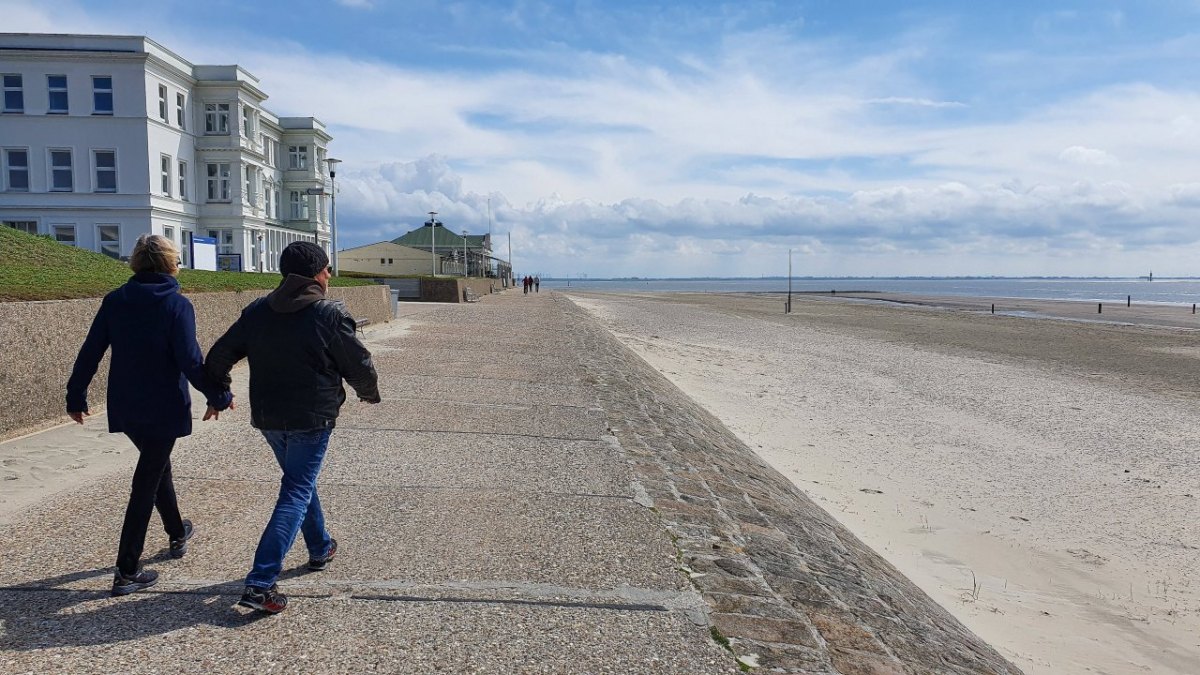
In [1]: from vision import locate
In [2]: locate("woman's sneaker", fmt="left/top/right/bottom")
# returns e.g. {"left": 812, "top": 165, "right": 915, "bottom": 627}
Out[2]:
{"left": 112, "top": 568, "right": 159, "bottom": 596}
{"left": 238, "top": 584, "right": 288, "bottom": 614}
{"left": 169, "top": 520, "right": 195, "bottom": 559}
{"left": 307, "top": 538, "right": 337, "bottom": 571}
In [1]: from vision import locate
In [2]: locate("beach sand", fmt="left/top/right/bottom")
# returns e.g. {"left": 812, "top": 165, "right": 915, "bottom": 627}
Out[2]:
{"left": 566, "top": 290, "right": 1200, "bottom": 675}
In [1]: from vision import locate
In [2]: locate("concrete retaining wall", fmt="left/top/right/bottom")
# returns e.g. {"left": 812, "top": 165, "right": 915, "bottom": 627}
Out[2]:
{"left": 0, "top": 284, "right": 391, "bottom": 440}
{"left": 419, "top": 277, "right": 507, "bottom": 303}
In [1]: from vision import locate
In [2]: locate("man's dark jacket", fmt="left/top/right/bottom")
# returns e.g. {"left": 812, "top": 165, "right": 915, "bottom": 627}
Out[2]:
{"left": 205, "top": 275, "right": 380, "bottom": 430}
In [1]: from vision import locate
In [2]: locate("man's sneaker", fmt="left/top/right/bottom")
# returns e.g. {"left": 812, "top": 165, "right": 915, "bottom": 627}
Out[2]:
{"left": 112, "top": 568, "right": 159, "bottom": 596}
{"left": 238, "top": 584, "right": 288, "bottom": 614}
{"left": 307, "top": 538, "right": 337, "bottom": 571}
{"left": 169, "top": 520, "right": 195, "bottom": 559}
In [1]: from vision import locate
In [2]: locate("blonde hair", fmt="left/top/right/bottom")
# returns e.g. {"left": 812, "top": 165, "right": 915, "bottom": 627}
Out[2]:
{"left": 129, "top": 234, "right": 180, "bottom": 276}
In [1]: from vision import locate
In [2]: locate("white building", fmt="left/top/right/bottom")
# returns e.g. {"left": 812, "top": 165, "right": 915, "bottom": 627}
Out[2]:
{"left": 0, "top": 33, "right": 333, "bottom": 272}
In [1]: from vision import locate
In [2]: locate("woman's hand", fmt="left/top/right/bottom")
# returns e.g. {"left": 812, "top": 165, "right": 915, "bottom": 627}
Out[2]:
{"left": 68, "top": 411, "right": 89, "bottom": 424}
{"left": 203, "top": 398, "right": 235, "bottom": 421}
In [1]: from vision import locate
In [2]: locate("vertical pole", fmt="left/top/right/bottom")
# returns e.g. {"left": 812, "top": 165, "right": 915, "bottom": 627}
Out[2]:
{"left": 1127, "top": 295, "right": 1131, "bottom": 307}
{"left": 508, "top": 231, "right": 513, "bottom": 285}
{"left": 428, "top": 211, "right": 438, "bottom": 276}
{"left": 788, "top": 248, "right": 792, "bottom": 314}
{"left": 463, "top": 229, "right": 468, "bottom": 278}
{"left": 1098, "top": 303, "right": 1103, "bottom": 314}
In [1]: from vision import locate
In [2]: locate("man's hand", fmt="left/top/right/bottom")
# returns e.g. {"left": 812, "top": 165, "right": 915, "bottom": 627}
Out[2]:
{"left": 359, "top": 396, "right": 381, "bottom": 404}
{"left": 203, "top": 399, "right": 236, "bottom": 421}
{"left": 68, "top": 411, "right": 89, "bottom": 424}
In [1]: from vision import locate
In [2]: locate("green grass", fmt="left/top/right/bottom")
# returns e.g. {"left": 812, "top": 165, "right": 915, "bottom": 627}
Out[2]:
{"left": 0, "top": 227, "right": 372, "bottom": 301}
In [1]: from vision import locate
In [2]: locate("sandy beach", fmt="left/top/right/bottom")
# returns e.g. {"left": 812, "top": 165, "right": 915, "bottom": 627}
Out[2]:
{"left": 566, "top": 290, "right": 1200, "bottom": 675}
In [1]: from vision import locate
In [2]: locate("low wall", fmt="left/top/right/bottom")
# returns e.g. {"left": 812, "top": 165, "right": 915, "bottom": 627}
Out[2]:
{"left": 419, "top": 277, "right": 507, "bottom": 303}
{"left": 0, "top": 284, "right": 391, "bottom": 440}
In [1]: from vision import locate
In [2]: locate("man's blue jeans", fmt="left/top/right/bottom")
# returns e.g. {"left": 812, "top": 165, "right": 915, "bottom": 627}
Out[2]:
{"left": 245, "top": 428, "right": 335, "bottom": 589}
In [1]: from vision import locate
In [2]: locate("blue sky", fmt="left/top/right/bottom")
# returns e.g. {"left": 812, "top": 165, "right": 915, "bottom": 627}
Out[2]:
{"left": 7, "top": 0, "right": 1200, "bottom": 277}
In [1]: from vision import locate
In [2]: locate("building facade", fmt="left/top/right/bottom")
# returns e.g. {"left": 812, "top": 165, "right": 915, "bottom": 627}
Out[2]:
{"left": 0, "top": 33, "right": 333, "bottom": 272}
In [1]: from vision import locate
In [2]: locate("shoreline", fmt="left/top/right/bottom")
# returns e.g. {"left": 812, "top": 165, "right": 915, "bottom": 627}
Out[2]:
{"left": 566, "top": 290, "right": 1200, "bottom": 675}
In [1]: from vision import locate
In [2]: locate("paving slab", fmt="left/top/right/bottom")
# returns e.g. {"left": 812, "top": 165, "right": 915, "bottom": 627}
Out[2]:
{"left": 371, "top": 356, "right": 587, "bottom": 383}
{"left": 373, "top": 375, "right": 596, "bottom": 408}
{"left": 0, "top": 591, "right": 735, "bottom": 674}
{"left": 171, "top": 430, "right": 632, "bottom": 496}
{"left": 337, "top": 399, "right": 605, "bottom": 440}
{"left": 0, "top": 479, "right": 682, "bottom": 593}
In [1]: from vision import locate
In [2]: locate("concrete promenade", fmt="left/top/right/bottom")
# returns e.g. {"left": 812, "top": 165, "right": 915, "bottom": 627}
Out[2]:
{"left": 0, "top": 292, "right": 1019, "bottom": 674}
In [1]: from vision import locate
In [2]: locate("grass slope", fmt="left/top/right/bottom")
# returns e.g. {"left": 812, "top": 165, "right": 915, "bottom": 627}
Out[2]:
{"left": 0, "top": 227, "right": 372, "bottom": 301}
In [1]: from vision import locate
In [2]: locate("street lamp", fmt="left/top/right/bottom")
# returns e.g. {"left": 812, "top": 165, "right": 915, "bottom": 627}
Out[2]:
{"left": 462, "top": 229, "right": 468, "bottom": 278}
{"left": 325, "top": 157, "right": 342, "bottom": 275}
{"left": 428, "top": 211, "right": 438, "bottom": 276}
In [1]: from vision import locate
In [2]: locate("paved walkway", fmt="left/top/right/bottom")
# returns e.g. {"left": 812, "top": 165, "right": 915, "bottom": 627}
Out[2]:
{"left": 0, "top": 292, "right": 1018, "bottom": 674}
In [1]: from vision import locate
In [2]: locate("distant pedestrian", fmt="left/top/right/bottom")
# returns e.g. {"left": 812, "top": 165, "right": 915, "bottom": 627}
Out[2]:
{"left": 66, "top": 234, "right": 234, "bottom": 597}
{"left": 206, "top": 241, "right": 380, "bottom": 614}
{"left": 523, "top": 275, "right": 530, "bottom": 295}
{"left": 534, "top": 276, "right": 540, "bottom": 293}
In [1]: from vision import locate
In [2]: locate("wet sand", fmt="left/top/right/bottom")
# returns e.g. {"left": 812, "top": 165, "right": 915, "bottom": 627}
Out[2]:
{"left": 566, "top": 290, "right": 1200, "bottom": 675}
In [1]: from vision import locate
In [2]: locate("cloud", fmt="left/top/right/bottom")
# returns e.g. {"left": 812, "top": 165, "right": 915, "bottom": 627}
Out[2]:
{"left": 335, "top": 0, "right": 373, "bottom": 8}
{"left": 1058, "top": 146, "right": 1120, "bottom": 167}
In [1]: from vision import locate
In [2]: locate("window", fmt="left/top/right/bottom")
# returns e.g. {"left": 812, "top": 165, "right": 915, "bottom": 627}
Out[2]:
{"left": 289, "top": 190, "right": 309, "bottom": 220}
{"left": 242, "top": 106, "right": 253, "bottom": 137}
{"left": 98, "top": 224, "right": 120, "bottom": 259}
{"left": 206, "top": 162, "right": 231, "bottom": 201}
{"left": 208, "top": 229, "right": 234, "bottom": 255}
{"left": 388, "top": 258, "right": 394, "bottom": 264}
{"left": 93, "top": 150, "right": 116, "bottom": 192}
{"left": 178, "top": 160, "right": 187, "bottom": 200}
{"left": 204, "top": 103, "right": 229, "bottom": 134}
{"left": 53, "top": 224, "right": 76, "bottom": 245}
{"left": 158, "top": 84, "right": 168, "bottom": 122}
{"left": 164, "top": 225, "right": 175, "bottom": 244}
{"left": 2, "top": 74, "right": 22, "bottom": 113}
{"left": 176, "top": 93, "right": 186, "bottom": 129}
{"left": 3, "top": 149, "right": 29, "bottom": 191}
{"left": 92, "top": 76, "right": 112, "bottom": 115}
{"left": 380, "top": 258, "right": 385, "bottom": 265}
{"left": 288, "top": 145, "right": 308, "bottom": 170}
{"left": 47, "top": 75, "right": 68, "bottom": 114}
{"left": 274, "top": 187, "right": 282, "bottom": 218}
{"left": 264, "top": 184, "right": 273, "bottom": 218}
{"left": 3, "top": 221, "right": 37, "bottom": 234}
{"left": 262, "top": 139, "right": 272, "bottom": 165}
{"left": 50, "top": 149, "right": 73, "bottom": 191}
{"left": 160, "top": 155, "right": 172, "bottom": 196}
{"left": 244, "top": 165, "right": 254, "bottom": 204}
{"left": 181, "top": 231, "right": 191, "bottom": 267}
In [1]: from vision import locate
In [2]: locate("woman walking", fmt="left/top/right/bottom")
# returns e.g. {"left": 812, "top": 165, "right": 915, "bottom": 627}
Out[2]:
{"left": 66, "top": 234, "right": 233, "bottom": 596}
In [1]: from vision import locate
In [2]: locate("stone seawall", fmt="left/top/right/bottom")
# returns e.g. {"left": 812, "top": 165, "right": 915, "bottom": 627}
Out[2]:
{"left": 0, "top": 284, "right": 391, "bottom": 439}
{"left": 562, "top": 296, "right": 1022, "bottom": 673}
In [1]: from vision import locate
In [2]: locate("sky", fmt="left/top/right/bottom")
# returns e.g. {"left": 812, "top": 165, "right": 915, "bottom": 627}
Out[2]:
{"left": 5, "top": 0, "right": 1200, "bottom": 278}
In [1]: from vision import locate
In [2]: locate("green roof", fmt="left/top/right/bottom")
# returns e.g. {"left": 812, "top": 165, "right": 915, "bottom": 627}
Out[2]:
{"left": 393, "top": 224, "right": 490, "bottom": 252}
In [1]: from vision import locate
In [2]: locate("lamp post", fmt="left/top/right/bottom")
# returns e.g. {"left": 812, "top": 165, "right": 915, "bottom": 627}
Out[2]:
{"left": 462, "top": 229, "right": 468, "bottom": 278}
{"left": 428, "top": 211, "right": 438, "bottom": 276}
{"left": 325, "top": 157, "right": 341, "bottom": 275}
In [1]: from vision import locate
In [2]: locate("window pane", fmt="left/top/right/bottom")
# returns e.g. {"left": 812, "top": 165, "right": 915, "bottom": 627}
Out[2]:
{"left": 9, "top": 169, "right": 29, "bottom": 190}
{"left": 48, "top": 75, "right": 66, "bottom": 88}
{"left": 94, "top": 92, "right": 112, "bottom": 112}
{"left": 4, "top": 90, "right": 22, "bottom": 111}
{"left": 49, "top": 91, "right": 67, "bottom": 112}
{"left": 95, "top": 151, "right": 114, "bottom": 168}
{"left": 8, "top": 150, "right": 27, "bottom": 167}
{"left": 54, "top": 226, "right": 76, "bottom": 244}
{"left": 97, "top": 171, "right": 116, "bottom": 191}
{"left": 94, "top": 77, "right": 111, "bottom": 89}
{"left": 2, "top": 75, "right": 20, "bottom": 87}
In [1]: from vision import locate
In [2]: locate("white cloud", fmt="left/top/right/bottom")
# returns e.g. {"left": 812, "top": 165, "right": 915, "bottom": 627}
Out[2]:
{"left": 335, "top": 0, "right": 373, "bottom": 8}
{"left": 1058, "top": 145, "right": 1120, "bottom": 167}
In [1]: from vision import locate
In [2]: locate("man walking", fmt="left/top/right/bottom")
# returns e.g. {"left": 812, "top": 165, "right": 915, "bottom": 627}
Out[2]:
{"left": 206, "top": 242, "right": 380, "bottom": 614}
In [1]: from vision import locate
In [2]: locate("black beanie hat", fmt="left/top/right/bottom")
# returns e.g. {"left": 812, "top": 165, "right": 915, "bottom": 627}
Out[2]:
{"left": 279, "top": 241, "right": 330, "bottom": 278}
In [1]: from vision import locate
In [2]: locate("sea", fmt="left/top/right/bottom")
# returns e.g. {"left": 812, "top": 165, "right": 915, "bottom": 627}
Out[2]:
{"left": 541, "top": 278, "right": 1200, "bottom": 306}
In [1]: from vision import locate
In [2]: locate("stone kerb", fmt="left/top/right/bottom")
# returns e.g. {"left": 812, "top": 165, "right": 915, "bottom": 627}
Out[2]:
{"left": 0, "top": 284, "right": 391, "bottom": 440}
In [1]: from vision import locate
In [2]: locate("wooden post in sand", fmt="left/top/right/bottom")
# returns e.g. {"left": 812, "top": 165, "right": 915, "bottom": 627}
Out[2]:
{"left": 1127, "top": 295, "right": 1131, "bottom": 307}
{"left": 1098, "top": 303, "right": 1103, "bottom": 314}
{"left": 991, "top": 304, "right": 995, "bottom": 314}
